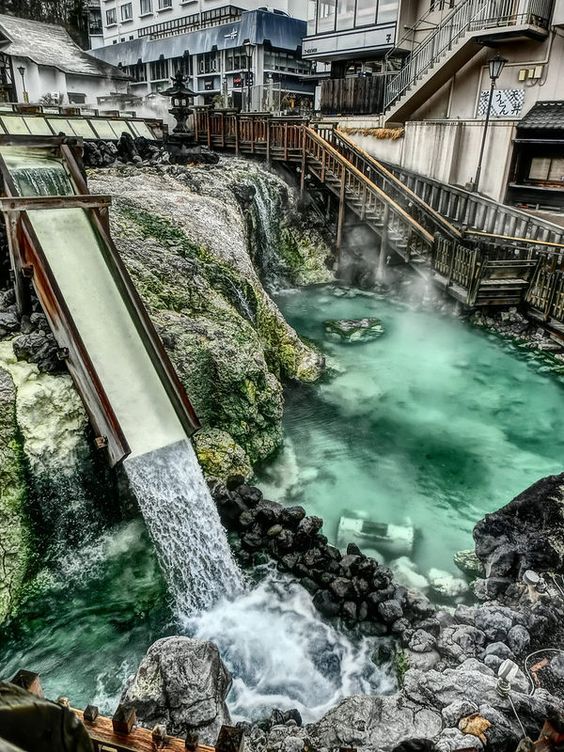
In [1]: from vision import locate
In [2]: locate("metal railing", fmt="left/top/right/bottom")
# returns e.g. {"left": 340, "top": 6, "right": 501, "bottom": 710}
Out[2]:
{"left": 139, "top": 4, "right": 243, "bottom": 39}
{"left": 384, "top": 0, "right": 553, "bottom": 110}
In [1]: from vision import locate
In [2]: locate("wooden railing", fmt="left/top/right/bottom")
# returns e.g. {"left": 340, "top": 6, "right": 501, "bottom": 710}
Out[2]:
{"left": 193, "top": 110, "right": 564, "bottom": 331}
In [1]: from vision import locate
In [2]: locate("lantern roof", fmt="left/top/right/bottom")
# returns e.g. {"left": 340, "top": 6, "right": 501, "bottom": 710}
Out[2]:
{"left": 160, "top": 70, "right": 196, "bottom": 98}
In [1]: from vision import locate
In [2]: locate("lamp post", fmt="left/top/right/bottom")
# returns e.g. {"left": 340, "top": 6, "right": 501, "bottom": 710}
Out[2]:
{"left": 473, "top": 52, "right": 508, "bottom": 193}
{"left": 17, "top": 65, "right": 28, "bottom": 103}
{"left": 243, "top": 38, "right": 254, "bottom": 113}
{"left": 160, "top": 69, "right": 196, "bottom": 135}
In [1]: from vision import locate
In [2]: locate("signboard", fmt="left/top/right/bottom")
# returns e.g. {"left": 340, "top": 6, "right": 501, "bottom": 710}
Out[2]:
{"left": 477, "top": 88, "right": 525, "bottom": 118}
{"left": 303, "top": 24, "right": 396, "bottom": 58}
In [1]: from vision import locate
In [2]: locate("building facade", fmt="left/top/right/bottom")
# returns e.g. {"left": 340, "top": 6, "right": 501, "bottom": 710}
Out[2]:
{"left": 0, "top": 14, "right": 128, "bottom": 107}
{"left": 91, "top": 6, "right": 315, "bottom": 112}
{"left": 324, "top": 0, "right": 564, "bottom": 211}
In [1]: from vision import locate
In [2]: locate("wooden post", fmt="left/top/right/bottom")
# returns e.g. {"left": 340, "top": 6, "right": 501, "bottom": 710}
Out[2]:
{"left": 235, "top": 115, "right": 240, "bottom": 156}
{"left": 266, "top": 119, "right": 271, "bottom": 164}
{"left": 300, "top": 127, "right": 307, "bottom": 195}
{"left": 336, "top": 167, "right": 347, "bottom": 260}
{"left": 206, "top": 110, "right": 211, "bottom": 149}
{"left": 284, "top": 121, "right": 289, "bottom": 162}
{"left": 377, "top": 204, "right": 390, "bottom": 282}
{"left": 194, "top": 110, "right": 199, "bottom": 143}
{"left": 5, "top": 211, "right": 26, "bottom": 315}
{"left": 221, "top": 111, "right": 225, "bottom": 149}
{"left": 543, "top": 262, "right": 559, "bottom": 320}
{"left": 321, "top": 150, "right": 326, "bottom": 183}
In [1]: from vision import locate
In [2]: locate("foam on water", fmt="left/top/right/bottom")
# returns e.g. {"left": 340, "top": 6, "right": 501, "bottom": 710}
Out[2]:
{"left": 187, "top": 567, "right": 395, "bottom": 722}
{"left": 125, "top": 440, "right": 244, "bottom": 617}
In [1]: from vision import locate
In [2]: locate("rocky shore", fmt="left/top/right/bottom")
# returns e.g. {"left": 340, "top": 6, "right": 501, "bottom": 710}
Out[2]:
{"left": 121, "top": 474, "right": 564, "bottom": 751}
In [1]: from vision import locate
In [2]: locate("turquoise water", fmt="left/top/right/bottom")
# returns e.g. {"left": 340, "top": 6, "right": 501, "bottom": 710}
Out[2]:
{"left": 258, "top": 286, "right": 564, "bottom": 578}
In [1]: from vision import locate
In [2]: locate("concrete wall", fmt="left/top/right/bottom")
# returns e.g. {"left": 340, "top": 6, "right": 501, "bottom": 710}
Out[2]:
{"left": 344, "top": 118, "right": 516, "bottom": 202}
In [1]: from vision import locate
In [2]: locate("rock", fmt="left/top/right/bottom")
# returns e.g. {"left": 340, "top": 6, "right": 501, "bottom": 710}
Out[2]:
{"left": 323, "top": 317, "right": 384, "bottom": 343}
{"left": 121, "top": 637, "right": 231, "bottom": 745}
{"left": 12, "top": 330, "right": 62, "bottom": 373}
{"left": 193, "top": 428, "right": 252, "bottom": 483}
{"left": 409, "top": 629, "right": 437, "bottom": 653}
{"left": 474, "top": 607, "right": 514, "bottom": 642}
{"left": 473, "top": 473, "right": 564, "bottom": 581}
{"left": 280, "top": 506, "right": 306, "bottom": 527}
{"left": 435, "top": 727, "right": 483, "bottom": 751}
{"left": 428, "top": 568, "right": 468, "bottom": 598}
{"left": 312, "top": 589, "right": 340, "bottom": 617}
{"left": 405, "top": 589, "right": 436, "bottom": 618}
{"left": 506, "top": 624, "right": 530, "bottom": 656}
{"left": 436, "top": 625, "right": 486, "bottom": 663}
{"left": 307, "top": 695, "right": 442, "bottom": 752}
{"left": 453, "top": 550, "right": 485, "bottom": 579}
{"left": 403, "top": 648, "right": 442, "bottom": 672}
{"left": 0, "top": 368, "right": 28, "bottom": 623}
{"left": 378, "top": 599, "right": 403, "bottom": 624}
{"left": 441, "top": 699, "right": 479, "bottom": 727}
{"left": 390, "top": 557, "right": 430, "bottom": 591}
{"left": 330, "top": 577, "right": 354, "bottom": 600}
{"left": 0, "top": 310, "right": 19, "bottom": 337}
{"left": 484, "top": 642, "right": 514, "bottom": 661}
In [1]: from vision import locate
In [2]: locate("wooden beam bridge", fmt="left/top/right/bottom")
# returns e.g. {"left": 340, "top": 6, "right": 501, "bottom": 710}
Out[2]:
{"left": 194, "top": 110, "right": 564, "bottom": 339}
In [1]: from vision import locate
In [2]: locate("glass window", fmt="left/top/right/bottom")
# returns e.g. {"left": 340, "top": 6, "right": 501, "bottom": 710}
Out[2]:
{"left": 120, "top": 2, "right": 132, "bottom": 20}
{"left": 317, "top": 0, "right": 336, "bottom": 32}
{"left": 171, "top": 55, "right": 192, "bottom": 76}
{"left": 140, "top": 0, "right": 152, "bottom": 13}
{"left": 158, "top": 0, "right": 172, "bottom": 9}
{"left": 356, "top": 0, "right": 377, "bottom": 26}
{"left": 25, "top": 117, "right": 53, "bottom": 136}
{"left": 377, "top": 0, "right": 399, "bottom": 23}
{"left": 307, "top": 0, "right": 316, "bottom": 34}
{"left": 548, "top": 158, "right": 564, "bottom": 182}
{"left": 529, "top": 158, "right": 550, "bottom": 181}
{"left": 150, "top": 58, "right": 168, "bottom": 80}
{"left": 105, "top": 7, "right": 117, "bottom": 25}
{"left": 337, "top": 0, "right": 356, "bottom": 29}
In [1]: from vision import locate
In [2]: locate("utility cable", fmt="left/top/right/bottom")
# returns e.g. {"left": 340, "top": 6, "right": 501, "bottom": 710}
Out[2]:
{"left": 523, "top": 648, "right": 564, "bottom": 696}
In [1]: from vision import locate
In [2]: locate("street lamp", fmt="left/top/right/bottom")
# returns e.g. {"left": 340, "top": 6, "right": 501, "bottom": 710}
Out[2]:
{"left": 473, "top": 52, "right": 508, "bottom": 193}
{"left": 17, "top": 65, "right": 28, "bottom": 104}
{"left": 242, "top": 38, "right": 254, "bottom": 113}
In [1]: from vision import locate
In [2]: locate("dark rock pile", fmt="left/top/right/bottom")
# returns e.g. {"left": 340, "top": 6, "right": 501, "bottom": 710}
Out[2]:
{"left": 209, "top": 477, "right": 564, "bottom": 751}
{"left": 0, "top": 288, "right": 62, "bottom": 373}
{"left": 212, "top": 480, "right": 432, "bottom": 638}
{"left": 82, "top": 132, "right": 219, "bottom": 169}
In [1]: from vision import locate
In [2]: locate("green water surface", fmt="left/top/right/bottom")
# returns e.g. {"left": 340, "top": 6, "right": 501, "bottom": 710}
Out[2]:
{"left": 258, "top": 286, "right": 564, "bottom": 576}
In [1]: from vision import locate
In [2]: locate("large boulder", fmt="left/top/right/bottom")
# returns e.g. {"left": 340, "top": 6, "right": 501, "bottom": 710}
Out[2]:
{"left": 473, "top": 473, "right": 564, "bottom": 580}
{"left": 0, "top": 367, "right": 29, "bottom": 622}
{"left": 121, "top": 637, "right": 232, "bottom": 745}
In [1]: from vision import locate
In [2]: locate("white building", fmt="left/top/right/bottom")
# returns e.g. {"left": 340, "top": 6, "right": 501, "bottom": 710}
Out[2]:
{"left": 97, "top": 0, "right": 307, "bottom": 46}
{"left": 0, "top": 14, "right": 128, "bottom": 107}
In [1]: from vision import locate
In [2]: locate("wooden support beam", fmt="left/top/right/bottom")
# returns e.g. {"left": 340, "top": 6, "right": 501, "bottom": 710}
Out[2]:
{"left": 266, "top": 119, "right": 271, "bottom": 164}
{"left": 378, "top": 204, "right": 390, "bottom": 282}
{"left": 0, "top": 195, "right": 112, "bottom": 211}
{"left": 5, "top": 211, "right": 26, "bottom": 315}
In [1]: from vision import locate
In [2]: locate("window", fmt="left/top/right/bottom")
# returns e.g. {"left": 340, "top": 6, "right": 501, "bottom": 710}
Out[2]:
{"left": 378, "top": 0, "right": 399, "bottom": 23}
{"left": 430, "top": 0, "right": 455, "bottom": 9}
{"left": 171, "top": 54, "right": 192, "bottom": 76}
{"left": 140, "top": 0, "right": 152, "bottom": 12}
{"left": 68, "top": 92, "right": 86, "bottom": 104}
{"left": 263, "top": 50, "right": 313, "bottom": 75}
{"left": 120, "top": 2, "right": 132, "bottom": 21}
{"left": 355, "top": 0, "right": 377, "bottom": 26}
{"left": 529, "top": 157, "right": 564, "bottom": 184}
{"left": 337, "top": 0, "right": 355, "bottom": 29}
{"left": 125, "top": 61, "right": 147, "bottom": 82}
{"left": 105, "top": 7, "right": 117, "bottom": 25}
{"left": 197, "top": 52, "right": 219, "bottom": 74}
{"left": 158, "top": 0, "right": 172, "bottom": 9}
{"left": 226, "top": 47, "right": 246, "bottom": 72}
{"left": 317, "top": 0, "right": 336, "bottom": 32}
{"left": 150, "top": 58, "right": 168, "bottom": 80}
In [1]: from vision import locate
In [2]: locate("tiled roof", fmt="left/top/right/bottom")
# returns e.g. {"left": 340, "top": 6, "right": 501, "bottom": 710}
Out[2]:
{"left": 0, "top": 13, "right": 127, "bottom": 79}
{"left": 519, "top": 101, "right": 564, "bottom": 130}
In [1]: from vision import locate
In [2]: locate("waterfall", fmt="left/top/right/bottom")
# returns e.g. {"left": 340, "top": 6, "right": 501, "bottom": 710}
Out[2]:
{"left": 124, "top": 440, "right": 244, "bottom": 617}
{"left": 247, "top": 175, "right": 285, "bottom": 288}
{"left": 1, "top": 147, "right": 74, "bottom": 197}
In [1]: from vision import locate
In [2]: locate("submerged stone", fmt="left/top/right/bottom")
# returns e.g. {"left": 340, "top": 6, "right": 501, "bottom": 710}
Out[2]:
{"left": 324, "top": 317, "right": 384, "bottom": 343}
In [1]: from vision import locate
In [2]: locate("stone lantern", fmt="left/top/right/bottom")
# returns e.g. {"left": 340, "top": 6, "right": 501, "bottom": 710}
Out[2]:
{"left": 160, "top": 70, "right": 196, "bottom": 137}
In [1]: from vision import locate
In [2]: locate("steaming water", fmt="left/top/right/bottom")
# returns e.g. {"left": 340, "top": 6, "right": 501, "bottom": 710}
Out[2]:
{"left": 0, "top": 523, "right": 392, "bottom": 720}
{"left": 125, "top": 440, "right": 243, "bottom": 616}
{"left": 258, "top": 285, "right": 564, "bottom": 581}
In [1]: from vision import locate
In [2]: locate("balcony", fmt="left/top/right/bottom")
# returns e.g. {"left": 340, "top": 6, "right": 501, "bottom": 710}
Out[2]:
{"left": 138, "top": 4, "right": 243, "bottom": 40}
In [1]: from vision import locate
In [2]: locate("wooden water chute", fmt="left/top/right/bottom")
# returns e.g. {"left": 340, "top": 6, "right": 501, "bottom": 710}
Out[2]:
{"left": 0, "top": 134, "right": 200, "bottom": 466}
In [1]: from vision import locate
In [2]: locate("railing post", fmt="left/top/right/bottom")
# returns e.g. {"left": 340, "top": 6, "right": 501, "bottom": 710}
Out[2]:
{"left": 284, "top": 121, "right": 289, "bottom": 162}
{"left": 235, "top": 115, "right": 240, "bottom": 156}
{"left": 194, "top": 111, "right": 199, "bottom": 144}
{"left": 6, "top": 211, "right": 26, "bottom": 315}
{"left": 336, "top": 167, "right": 347, "bottom": 260}
{"left": 377, "top": 204, "right": 390, "bottom": 282}
{"left": 221, "top": 111, "right": 225, "bottom": 149}
{"left": 206, "top": 109, "right": 211, "bottom": 149}
{"left": 266, "top": 119, "right": 271, "bottom": 164}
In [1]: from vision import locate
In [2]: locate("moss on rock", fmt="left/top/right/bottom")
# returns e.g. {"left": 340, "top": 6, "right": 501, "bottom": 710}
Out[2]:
{"left": 89, "top": 163, "right": 324, "bottom": 469}
{"left": 0, "top": 367, "right": 29, "bottom": 622}
{"left": 193, "top": 427, "right": 252, "bottom": 483}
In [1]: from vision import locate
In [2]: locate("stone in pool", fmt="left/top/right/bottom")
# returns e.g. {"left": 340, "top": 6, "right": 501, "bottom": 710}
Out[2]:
{"left": 324, "top": 318, "right": 384, "bottom": 343}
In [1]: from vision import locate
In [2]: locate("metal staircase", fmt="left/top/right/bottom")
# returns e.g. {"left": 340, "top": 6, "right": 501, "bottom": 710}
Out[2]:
{"left": 384, "top": 0, "right": 553, "bottom": 124}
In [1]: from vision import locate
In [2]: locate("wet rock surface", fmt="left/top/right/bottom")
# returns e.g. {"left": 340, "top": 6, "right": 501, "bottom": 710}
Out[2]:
{"left": 121, "top": 636, "right": 232, "bottom": 746}
{"left": 324, "top": 318, "right": 385, "bottom": 343}
{"left": 211, "top": 476, "right": 564, "bottom": 751}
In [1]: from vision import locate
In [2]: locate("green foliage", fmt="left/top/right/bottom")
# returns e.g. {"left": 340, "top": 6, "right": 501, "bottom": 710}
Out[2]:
{"left": 393, "top": 649, "right": 410, "bottom": 687}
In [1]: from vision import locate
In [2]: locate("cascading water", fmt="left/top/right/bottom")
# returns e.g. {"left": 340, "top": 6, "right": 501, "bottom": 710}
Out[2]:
{"left": 124, "top": 440, "right": 243, "bottom": 616}
{"left": 247, "top": 175, "right": 285, "bottom": 288}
